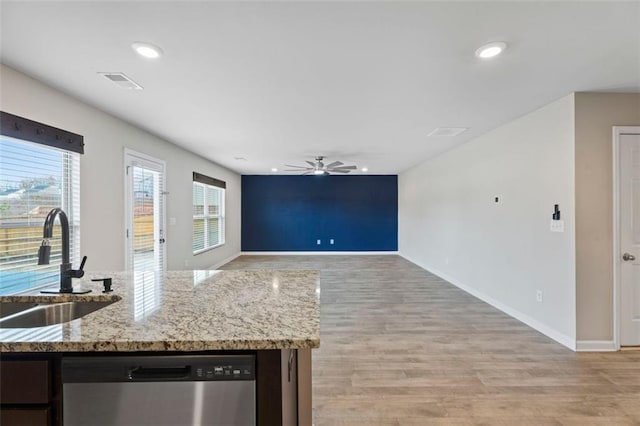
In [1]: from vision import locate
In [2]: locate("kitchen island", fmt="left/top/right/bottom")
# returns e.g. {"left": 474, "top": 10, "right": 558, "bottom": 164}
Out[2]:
{"left": 0, "top": 269, "right": 320, "bottom": 425}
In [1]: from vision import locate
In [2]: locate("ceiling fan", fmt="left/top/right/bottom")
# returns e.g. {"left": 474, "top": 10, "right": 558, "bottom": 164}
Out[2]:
{"left": 285, "top": 156, "right": 358, "bottom": 175}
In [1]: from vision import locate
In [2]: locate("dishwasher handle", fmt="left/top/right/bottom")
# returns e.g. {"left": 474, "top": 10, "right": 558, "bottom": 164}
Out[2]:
{"left": 128, "top": 365, "right": 191, "bottom": 381}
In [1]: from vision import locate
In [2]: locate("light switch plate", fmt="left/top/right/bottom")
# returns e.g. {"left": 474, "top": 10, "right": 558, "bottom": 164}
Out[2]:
{"left": 550, "top": 220, "right": 564, "bottom": 232}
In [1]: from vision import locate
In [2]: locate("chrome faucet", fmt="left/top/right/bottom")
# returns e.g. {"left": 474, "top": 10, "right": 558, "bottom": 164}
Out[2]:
{"left": 38, "top": 208, "right": 89, "bottom": 294}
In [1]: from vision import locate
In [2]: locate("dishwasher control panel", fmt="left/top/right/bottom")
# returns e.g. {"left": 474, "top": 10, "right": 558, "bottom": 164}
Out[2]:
{"left": 195, "top": 360, "right": 254, "bottom": 381}
{"left": 62, "top": 354, "right": 255, "bottom": 383}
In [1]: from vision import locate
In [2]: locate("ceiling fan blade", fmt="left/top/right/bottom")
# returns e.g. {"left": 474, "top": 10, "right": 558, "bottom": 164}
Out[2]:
{"left": 305, "top": 161, "right": 316, "bottom": 167}
{"left": 284, "top": 164, "right": 311, "bottom": 169}
{"left": 330, "top": 165, "right": 357, "bottom": 170}
{"left": 329, "top": 169, "right": 350, "bottom": 173}
{"left": 284, "top": 169, "right": 312, "bottom": 171}
{"left": 325, "top": 161, "right": 343, "bottom": 168}
{"left": 302, "top": 171, "right": 314, "bottom": 175}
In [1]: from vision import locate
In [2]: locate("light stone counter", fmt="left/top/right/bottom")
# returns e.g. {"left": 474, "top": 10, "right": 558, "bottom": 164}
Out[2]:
{"left": 0, "top": 269, "right": 320, "bottom": 352}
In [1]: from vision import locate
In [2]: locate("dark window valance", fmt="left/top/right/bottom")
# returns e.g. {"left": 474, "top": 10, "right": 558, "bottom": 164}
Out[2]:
{"left": 0, "top": 111, "right": 84, "bottom": 154}
{"left": 193, "top": 172, "right": 226, "bottom": 189}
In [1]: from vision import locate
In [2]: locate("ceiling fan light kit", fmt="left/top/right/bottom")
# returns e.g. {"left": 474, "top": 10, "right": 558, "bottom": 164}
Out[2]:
{"left": 284, "top": 156, "right": 358, "bottom": 175}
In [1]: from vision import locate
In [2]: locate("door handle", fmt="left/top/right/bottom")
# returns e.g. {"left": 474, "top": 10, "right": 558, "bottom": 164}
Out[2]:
{"left": 623, "top": 253, "right": 636, "bottom": 261}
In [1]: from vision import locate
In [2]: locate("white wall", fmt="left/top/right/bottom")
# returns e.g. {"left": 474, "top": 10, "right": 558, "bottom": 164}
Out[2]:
{"left": 0, "top": 64, "right": 241, "bottom": 271}
{"left": 399, "top": 94, "right": 576, "bottom": 349}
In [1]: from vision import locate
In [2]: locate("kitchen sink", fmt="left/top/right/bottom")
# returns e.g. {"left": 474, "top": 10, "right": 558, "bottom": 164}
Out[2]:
{"left": 0, "top": 300, "right": 116, "bottom": 328}
{"left": 0, "top": 302, "right": 38, "bottom": 318}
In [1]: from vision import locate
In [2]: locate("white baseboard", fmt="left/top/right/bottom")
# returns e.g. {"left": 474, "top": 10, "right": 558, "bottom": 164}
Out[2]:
{"left": 240, "top": 251, "right": 399, "bottom": 256}
{"left": 399, "top": 253, "right": 577, "bottom": 352}
{"left": 208, "top": 252, "right": 242, "bottom": 269}
{"left": 576, "top": 340, "right": 617, "bottom": 352}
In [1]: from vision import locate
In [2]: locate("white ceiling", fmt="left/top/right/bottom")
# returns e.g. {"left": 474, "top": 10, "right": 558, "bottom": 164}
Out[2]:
{"left": 1, "top": 1, "right": 639, "bottom": 175}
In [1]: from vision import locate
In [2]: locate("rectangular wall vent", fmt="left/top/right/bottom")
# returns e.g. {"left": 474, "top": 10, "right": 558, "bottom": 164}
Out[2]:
{"left": 427, "top": 127, "right": 468, "bottom": 137}
{"left": 98, "top": 72, "right": 143, "bottom": 90}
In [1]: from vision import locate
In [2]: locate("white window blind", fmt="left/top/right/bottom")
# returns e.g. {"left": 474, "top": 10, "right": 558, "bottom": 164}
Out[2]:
{"left": 0, "top": 135, "right": 80, "bottom": 294}
{"left": 193, "top": 172, "right": 225, "bottom": 253}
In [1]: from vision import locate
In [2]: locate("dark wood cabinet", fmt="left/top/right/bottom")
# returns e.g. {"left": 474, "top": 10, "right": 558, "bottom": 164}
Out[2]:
{"left": 1, "top": 360, "right": 50, "bottom": 404}
{"left": 1, "top": 407, "right": 51, "bottom": 426}
{"left": 0, "top": 358, "right": 54, "bottom": 426}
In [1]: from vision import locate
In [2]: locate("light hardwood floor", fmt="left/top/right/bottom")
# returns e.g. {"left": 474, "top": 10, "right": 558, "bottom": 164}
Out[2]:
{"left": 223, "top": 255, "right": 640, "bottom": 425}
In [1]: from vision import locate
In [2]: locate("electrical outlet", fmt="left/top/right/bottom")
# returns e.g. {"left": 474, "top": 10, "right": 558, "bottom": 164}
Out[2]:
{"left": 493, "top": 195, "right": 503, "bottom": 205}
{"left": 317, "top": 239, "right": 321, "bottom": 245}
{"left": 536, "top": 290, "right": 543, "bottom": 303}
{"left": 330, "top": 239, "right": 334, "bottom": 245}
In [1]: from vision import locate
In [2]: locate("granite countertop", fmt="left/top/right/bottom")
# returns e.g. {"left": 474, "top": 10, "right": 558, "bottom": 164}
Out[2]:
{"left": 0, "top": 270, "right": 320, "bottom": 353}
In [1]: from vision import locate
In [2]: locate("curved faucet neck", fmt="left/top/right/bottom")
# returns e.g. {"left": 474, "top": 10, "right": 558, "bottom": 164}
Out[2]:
{"left": 42, "top": 208, "right": 70, "bottom": 265}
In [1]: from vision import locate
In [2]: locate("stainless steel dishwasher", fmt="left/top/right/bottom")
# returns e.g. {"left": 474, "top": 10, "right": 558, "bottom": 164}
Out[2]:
{"left": 62, "top": 355, "right": 256, "bottom": 426}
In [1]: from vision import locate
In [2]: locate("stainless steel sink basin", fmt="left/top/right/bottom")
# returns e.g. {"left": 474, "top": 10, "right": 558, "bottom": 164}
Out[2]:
{"left": 0, "top": 302, "right": 38, "bottom": 318}
{"left": 0, "top": 301, "right": 115, "bottom": 328}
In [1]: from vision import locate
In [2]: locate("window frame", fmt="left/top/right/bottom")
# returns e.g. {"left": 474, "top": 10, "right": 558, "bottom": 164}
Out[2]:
{"left": 192, "top": 179, "right": 225, "bottom": 254}
{"left": 0, "top": 112, "right": 83, "bottom": 295}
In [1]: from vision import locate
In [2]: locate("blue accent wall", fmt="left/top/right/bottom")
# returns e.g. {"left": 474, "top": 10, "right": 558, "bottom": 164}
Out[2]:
{"left": 242, "top": 175, "right": 397, "bottom": 251}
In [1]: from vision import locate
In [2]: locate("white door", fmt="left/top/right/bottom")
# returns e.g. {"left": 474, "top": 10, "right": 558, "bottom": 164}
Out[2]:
{"left": 124, "top": 150, "right": 166, "bottom": 271}
{"left": 620, "top": 132, "right": 640, "bottom": 346}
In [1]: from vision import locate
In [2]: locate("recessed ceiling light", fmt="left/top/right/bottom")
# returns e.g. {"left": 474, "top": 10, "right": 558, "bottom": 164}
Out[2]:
{"left": 132, "top": 42, "right": 163, "bottom": 59}
{"left": 271, "top": 168, "right": 278, "bottom": 172}
{"left": 475, "top": 41, "right": 507, "bottom": 59}
{"left": 361, "top": 167, "right": 369, "bottom": 172}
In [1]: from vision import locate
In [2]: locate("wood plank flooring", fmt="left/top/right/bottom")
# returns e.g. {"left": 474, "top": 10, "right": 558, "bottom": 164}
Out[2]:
{"left": 222, "top": 255, "right": 640, "bottom": 425}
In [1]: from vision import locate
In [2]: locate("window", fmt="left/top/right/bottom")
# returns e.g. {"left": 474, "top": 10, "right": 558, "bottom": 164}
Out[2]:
{"left": 192, "top": 172, "right": 225, "bottom": 253}
{"left": 0, "top": 112, "right": 83, "bottom": 295}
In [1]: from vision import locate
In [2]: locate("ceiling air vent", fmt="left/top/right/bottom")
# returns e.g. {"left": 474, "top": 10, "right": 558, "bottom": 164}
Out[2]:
{"left": 427, "top": 127, "right": 468, "bottom": 137}
{"left": 98, "top": 72, "right": 143, "bottom": 90}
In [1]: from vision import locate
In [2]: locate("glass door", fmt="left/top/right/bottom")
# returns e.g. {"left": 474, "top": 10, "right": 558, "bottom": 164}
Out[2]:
{"left": 125, "top": 150, "right": 166, "bottom": 271}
